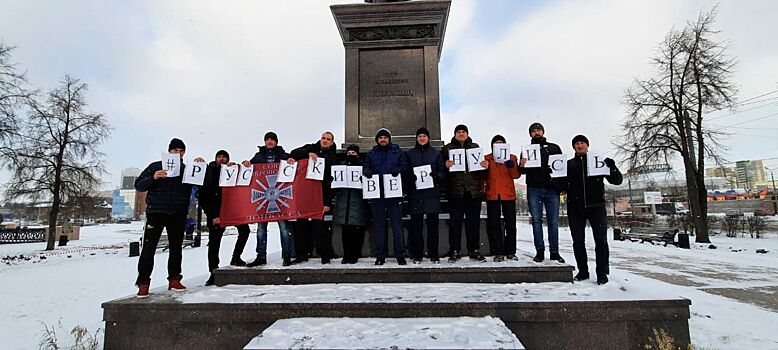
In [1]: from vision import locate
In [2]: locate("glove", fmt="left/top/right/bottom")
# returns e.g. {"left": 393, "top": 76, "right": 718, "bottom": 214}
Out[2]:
{"left": 363, "top": 169, "right": 373, "bottom": 178}
{"left": 604, "top": 158, "right": 616, "bottom": 169}
{"left": 410, "top": 173, "right": 418, "bottom": 181}
{"left": 504, "top": 160, "right": 515, "bottom": 168}
{"left": 391, "top": 168, "right": 401, "bottom": 177}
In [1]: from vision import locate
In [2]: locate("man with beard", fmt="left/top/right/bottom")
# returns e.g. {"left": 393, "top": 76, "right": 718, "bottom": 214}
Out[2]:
{"left": 563, "top": 135, "right": 623, "bottom": 285}
{"left": 288, "top": 132, "right": 337, "bottom": 264}
{"left": 332, "top": 144, "right": 368, "bottom": 264}
{"left": 200, "top": 150, "right": 251, "bottom": 285}
{"left": 442, "top": 124, "right": 488, "bottom": 263}
{"left": 242, "top": 132, "right": 295, "bottom": 267}
{"left": 404, "top": 127, "right": 444, "bottom": 264}
{"left": 364, "top": 128, "right": 408, "bottom": 265}
{"left": 519, "top": 122, "right": 566, "bottom": 263}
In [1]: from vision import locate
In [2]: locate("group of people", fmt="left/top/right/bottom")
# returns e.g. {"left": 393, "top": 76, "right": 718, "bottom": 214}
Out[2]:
{"left": 132, "top": 122, "right": 622, "bottom": 298}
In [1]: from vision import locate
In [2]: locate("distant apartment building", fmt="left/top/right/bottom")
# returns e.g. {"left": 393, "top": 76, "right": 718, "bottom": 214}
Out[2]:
{"left": 111, "top": 168, "right": 142, "bottom": 220}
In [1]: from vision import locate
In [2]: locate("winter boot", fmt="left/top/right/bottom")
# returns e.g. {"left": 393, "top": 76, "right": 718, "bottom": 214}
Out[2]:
{"left": 204, "top": 274, "right": 215, "bottom": 287}
{"left": 168, "top": 275, "right": 187, "bottom": 292}
{"left": 137, "top": 281, "right": 150, "bottom": 299}
{"left": 506, "top": 254, "right": 518, "bottom": 261}
{"left": 230, "top": 257, "right": 247, "bottom": 267}
{"left": 447, "top": 251, "right": 460, "bottom": 263}
{"left": 574, "top": 271, "right": 590, "bottom": 281}
{"left": 493, "top": 255, "right": 505, "bottom": 262}
{"left": 292, "top": 257, "right": 308, "bottom": 264}
{"left": 375, "top": 258, "right": 385, "bottom": 266}
{"left": 411, "top": 258, "right": 422, "bottom": 264}
{"left": 321, "top": 257, "right": 331, "bottom": 264}
{"left": 532, "top": 250, "right": 544, "bottom": 263}
{"left": 397, "top": 257, "right": 407, "bottom": 265}
{"left": 246, "top": 256, "right": 267, "bottom": 267}
{"left": 549, "top": 252, "right": 565, "bottom": 263}
{"left": 430, "top": 257, "right": 441, "bottom": 264}
{"left": 283, "top": 257, "right": 293, "bottom": 266}
{"left": 597, "top": 275, "right": 609, "bottom": 285}
{"left": 469, "top": 251, "right": 486, "bottom": 262}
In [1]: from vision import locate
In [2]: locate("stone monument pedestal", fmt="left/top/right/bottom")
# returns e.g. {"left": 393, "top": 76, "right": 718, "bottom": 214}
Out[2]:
{"left": 331, "top": 0, "right": 451, "bottom": 149}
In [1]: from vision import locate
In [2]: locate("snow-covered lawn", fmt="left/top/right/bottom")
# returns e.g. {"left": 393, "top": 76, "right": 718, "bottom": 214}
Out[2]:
{"left": 1, "top": 222, "right": 777, "bottom": 349}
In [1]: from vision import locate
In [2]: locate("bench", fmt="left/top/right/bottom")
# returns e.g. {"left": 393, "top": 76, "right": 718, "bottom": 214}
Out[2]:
{"left": 0, "top": 228, "right": 47, "bottom": 243}
{"left": 620, "top": 227, "right": 679, "bottom": 247}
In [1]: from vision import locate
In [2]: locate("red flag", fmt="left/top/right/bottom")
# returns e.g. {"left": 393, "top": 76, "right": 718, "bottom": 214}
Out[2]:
{"left": 219, "top": 160, "right": 324, "bottom": 226}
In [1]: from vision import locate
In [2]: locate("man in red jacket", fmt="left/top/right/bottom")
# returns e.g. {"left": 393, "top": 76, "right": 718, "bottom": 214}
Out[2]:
{"left": 484, "top": 135, "right": 520, "bottom": 261}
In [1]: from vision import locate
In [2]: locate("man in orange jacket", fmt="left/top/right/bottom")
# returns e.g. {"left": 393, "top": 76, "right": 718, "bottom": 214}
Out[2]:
{"left": 483, "top": 135, "right": 521, "bottom": 261}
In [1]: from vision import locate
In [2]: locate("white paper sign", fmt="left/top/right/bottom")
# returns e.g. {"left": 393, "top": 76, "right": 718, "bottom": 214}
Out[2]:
{"left": 306, "top": 157, "right": 326, "bottom": 181}
{"left": 161, "top": 153, "right": 181, "bottom": 177}
{"left": 493, "top": 143, "right": 511, "bottom": 164}
{"left": 522, "top": 144, "right": 541, "bottom": 168}
{"left": 643, "top": 191, "right": 663, "bottom": 205}
{"left": 236, "top": 164, "right": 253, "bottom": 186}
{"left": 347, "top": 166, "right": 363, "bottom": 189}
{"left": 219, "top": 164, "right": 239, "bottom": 187}
{"left": 276, "top": 162, "right": 297, "bottom": 183}
{"left": 182, "top": 160, "right": 206, "bottom": 185}
{"left": 587, "top": 153, "right": 611, "bottom": 176}
{"left": 383, "top": 174, "right": 403, "bottom": 198}
{"left": 548, "top": 154, "right": 567, "bottom": 178}
{"left": 331, "top": 165, "right": 347, "bottom": 189}
{"left": 448, "top": 149, "right": 466, "bottom": 172}
{"left": 413, "top": 165, "right": 434, "bottom": 190}
{"left": 362, "top": 175, "right": 380, "bottom": 199}
{"left": 466, "top": 148, "right": 486, "bottom": 172}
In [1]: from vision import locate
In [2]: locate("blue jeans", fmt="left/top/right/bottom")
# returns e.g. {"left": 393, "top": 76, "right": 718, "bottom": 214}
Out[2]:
{"left": 256, "top": 221, "right": 294, "bottom": 259}
{"left": 527, "top": 187, "right": 560, "bottom": 253}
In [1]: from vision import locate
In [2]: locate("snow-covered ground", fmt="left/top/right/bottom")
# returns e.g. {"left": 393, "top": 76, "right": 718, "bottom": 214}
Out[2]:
{"left": 1, "top": 222, "right": 777, "bottom": 349}
{"left": 244, "top": 317, "right": 523, "bottom": 350}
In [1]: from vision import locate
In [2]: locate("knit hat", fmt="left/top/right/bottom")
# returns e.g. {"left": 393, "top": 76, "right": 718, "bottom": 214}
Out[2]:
{"left": 416, "top": 127, "right": 430, "bottom": 138}
{"left": 168, "top": 138, "right": 186, "bottom": 151}
{"left": 491, "top": 134, "right": 506, "bottom": 145}
{"left": 347, "top": 144, "right": 360, "bottom": 153}
{"left": 215, "top": 149, "right": 230, "bottom": 161}
{"left": 375, "top": 128, "right": 392, "bottom": 143}
{"left": 264, "top": 132, "right": 278, "bottom": 143}
{"left": 529, "top": 122, "right": 544, "bottom": 135}
{"left": 572, "top": 134, "right": 589, "bottom": 147}
{"left": 454, "top": 124, "right": 469, "bottom": 134}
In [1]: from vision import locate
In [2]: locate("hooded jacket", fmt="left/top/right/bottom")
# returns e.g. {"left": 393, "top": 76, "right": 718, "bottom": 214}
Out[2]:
{"left": 564, "top": 153, "right": 623, "bottom": 209}
{"left": 134, "top": 161, "right": 193, "bottom": 215}
{"left": 332, "top": 156, "right": 368, "bottom": 226}
{"left": 441, "top": 136, "right": 484, "bottom": 199}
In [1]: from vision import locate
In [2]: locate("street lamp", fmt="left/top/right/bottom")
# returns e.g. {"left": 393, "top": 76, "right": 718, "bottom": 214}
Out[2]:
{"left": 767, "top": 167, "right": 777, "bottom": 215}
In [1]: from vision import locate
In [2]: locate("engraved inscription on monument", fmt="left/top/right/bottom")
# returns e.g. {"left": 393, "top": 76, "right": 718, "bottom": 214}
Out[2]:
{"left": 359, "top": 48, "right": 426, "bottom": 137}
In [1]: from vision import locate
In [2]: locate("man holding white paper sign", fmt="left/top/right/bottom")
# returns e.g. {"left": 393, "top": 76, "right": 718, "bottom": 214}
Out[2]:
{"left": 241, "top": 132, "right": 295, "bottom": 267}
{"left": 564, "top": 135, "right": 623, "bottom": 285}
{"left": 404, "top": 127, "right": 444, "bottom": 264}
{"left": 442, "top": 124, "right": 488, "bottom": 263}
{"left": 199, "top": 150, "right": 251, "bottom": 286}
{"left": 363, "top": 128, "right": 407, "bottom": 265}
{"left": 519, "top": 122, "right": 566, "bottom": 263}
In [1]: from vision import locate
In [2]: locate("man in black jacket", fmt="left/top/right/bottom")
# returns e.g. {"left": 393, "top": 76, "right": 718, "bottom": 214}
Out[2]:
{"left": 442, "top": 124, "right": 488, "bottom": 263}
{"left": 199, "top": 150, "right": 251, "bottom": 286}
{"left": 404, "top": 127, "right": 444, "bottom": 264}
{"left": 242, "top": 132, "right": 295, "bottom": 267}
{"left": 519, "top": 122, "right": 566, "bottom": 263}
{"left": 564, "top": 135, "right": 623, "bottom": 285}
{"left": 134, "top": 138, "right": 200, "bottom": 298}
{"left": 287, "top": 132, "right": 337, "bottom": 264}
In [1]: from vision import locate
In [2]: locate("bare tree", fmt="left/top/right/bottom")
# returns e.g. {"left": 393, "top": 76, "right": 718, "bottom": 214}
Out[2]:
{"left": 0, "top": 42, "right": 31, "bottom": 156}
{"left": 4, "top": 75, "right": 111, "bottom": 250}
{"left": 616, "top": 7, "right": 737, "bottom": 243}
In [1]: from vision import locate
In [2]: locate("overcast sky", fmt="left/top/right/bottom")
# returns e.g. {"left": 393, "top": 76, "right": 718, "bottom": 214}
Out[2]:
{"left": 1, "top": 0, "right": 776, "bottom": 190}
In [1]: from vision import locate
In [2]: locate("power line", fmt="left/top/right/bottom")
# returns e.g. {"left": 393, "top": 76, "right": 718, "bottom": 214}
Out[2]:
{"left": 707, "top": 99, "right": 778, "bottom": 121}
{"left": 719, "top": 111, "right": 778, "bottom": 128}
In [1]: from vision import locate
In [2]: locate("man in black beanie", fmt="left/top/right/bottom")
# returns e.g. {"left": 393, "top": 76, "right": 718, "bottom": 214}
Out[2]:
{"left": 242, "top": 131, "right": 295, "bottom": 267}
{"left": 404, "top": 127, "right": 445, "bottom": 263}
{"left": 519, "top": 122, "right": 565, "bottom": 263}
{"left": 364, "top": 128, "right": 408, "bottom": 265}
{"left": 563, "top": 134, "right": 623, "bottom": 285}
{"left": 199, "top": 150, "right": 252, "bottom": 285}
{"left": 441, "top": 124, "right": 488, "bottom": 262}
{"left": 134, "top": 138, "right": 201, "bottom": 297}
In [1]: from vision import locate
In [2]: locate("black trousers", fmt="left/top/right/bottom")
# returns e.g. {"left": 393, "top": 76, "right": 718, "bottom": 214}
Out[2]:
{"left": 409, "top": 213, "right": 439, "bottom": 259}
{"left": 136, "top": 213, "right": 186, "bottom": 285}
{"left": 206, "top": 218, "right": 250, "bottom": 272}
{"left": 569, "top": 205, "right": 609, "bottom": 276}
{"left": 341, "top": 225, "right": 365, "bottom": 261}
{"left": 448, "top": 193, "right": 482, "bottom": 254}
{"left": 294, "top": 219, "right": 334, "bottom": 259}
{"left": 486, "top": 199, "right": 517, "bottom": 256}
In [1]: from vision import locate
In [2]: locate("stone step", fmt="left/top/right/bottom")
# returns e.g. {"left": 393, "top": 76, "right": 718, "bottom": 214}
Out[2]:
{"left": 214, "top": 258, "right": 574, "bottom": 286}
